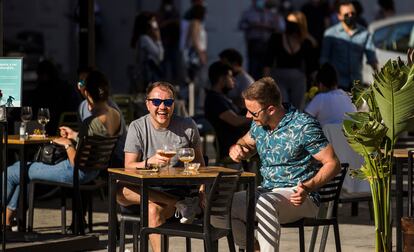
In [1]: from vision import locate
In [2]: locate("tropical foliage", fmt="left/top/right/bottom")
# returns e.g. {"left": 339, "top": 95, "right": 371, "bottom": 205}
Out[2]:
{"left": 343, "top": 58, "right": 414, "bottom": 251}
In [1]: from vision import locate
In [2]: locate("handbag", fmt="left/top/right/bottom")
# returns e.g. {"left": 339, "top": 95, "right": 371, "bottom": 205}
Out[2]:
{"left": 35, "top": 142, "right": 68, "bottom": 165}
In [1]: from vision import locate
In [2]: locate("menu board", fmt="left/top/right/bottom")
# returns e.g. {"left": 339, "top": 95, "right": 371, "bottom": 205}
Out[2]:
{"left": 0, "top": 58, "right": 23, "bottom": 107}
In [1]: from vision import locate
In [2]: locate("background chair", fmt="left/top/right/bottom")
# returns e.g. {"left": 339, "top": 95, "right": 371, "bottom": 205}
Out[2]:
{"left": 281, "top": 163, "right": 348, "bottom": 252}
{"left": 111, "top": 94, "right": 135, "bottom": 126}
{"left": 27, "top": 135, "right": 118, "bottom": 234}
{"left": 323, "top": 124, "right": 372, "bottom": 217}
{"left": 57, "top": 111, "right": 79, "bottom": 133}
{"left": 140, "top": 171, "right": 241, "bottom": 252}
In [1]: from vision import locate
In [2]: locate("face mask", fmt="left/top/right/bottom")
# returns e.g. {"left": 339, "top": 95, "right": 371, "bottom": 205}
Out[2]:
{"left": 343, "top": 15, "right": 356, "bottom": 28}
{"left": 285, "top": 21, "right": 300, "bottom": 35}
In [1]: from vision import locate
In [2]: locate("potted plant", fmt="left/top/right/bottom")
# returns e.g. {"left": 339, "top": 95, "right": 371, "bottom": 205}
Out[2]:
{"left": 343, "top": 56, "right": 414, "bottom": 251}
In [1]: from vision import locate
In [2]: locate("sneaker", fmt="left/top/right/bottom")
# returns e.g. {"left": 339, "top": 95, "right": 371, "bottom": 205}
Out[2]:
{"left": 175, "top": 197, "right": 201, "bottom": 224}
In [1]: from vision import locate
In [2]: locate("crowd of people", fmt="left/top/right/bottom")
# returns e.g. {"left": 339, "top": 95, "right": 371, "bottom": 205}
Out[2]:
{"left": 2, "top": 0, "right": 401, "bottom": 251}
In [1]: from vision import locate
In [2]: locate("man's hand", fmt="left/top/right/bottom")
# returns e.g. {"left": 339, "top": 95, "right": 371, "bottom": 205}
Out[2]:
{"left": 229, "top": 144, "right": 250, "bottom": 163}
{"left": 290, "top": 182, "right": 309, "bottom": 206}
{"left": 146, "top": 152, "right": 170, "bottom": 166}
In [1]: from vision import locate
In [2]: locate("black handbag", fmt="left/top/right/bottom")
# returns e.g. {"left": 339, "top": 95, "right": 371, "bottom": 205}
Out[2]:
{"left": 35, "top": 142, "right": 68, "bottom": 165}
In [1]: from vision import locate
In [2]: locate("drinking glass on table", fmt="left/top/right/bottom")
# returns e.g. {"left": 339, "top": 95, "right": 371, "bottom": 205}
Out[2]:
{"left": 177, "top": 148, "right": 195, "bottom": 174}
{"left": 20, "top": 106, "right": 32, "bottom": 137}
{"left": 37, "top": 108, "right": 50, "bottom": 137}
{"left": 21, "top": 106, "right": 33, "bottom": 125}
{"left": 156, "top": 144, "right": 177, "bottom": 169}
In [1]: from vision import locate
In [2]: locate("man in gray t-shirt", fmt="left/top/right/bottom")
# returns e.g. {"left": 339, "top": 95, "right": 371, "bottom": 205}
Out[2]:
{"left": 118, "top": 81, "right": 205, "bottom": 252}
{"left": 124, "top": 113, "right": 201, "bottom": 166}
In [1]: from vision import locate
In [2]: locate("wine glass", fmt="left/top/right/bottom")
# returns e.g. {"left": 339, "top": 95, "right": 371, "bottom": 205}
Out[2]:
{"left": 177, "top": 148, "right": 195, "bottom": 174}
{"left": 20, "top": 106, "right": 32, "bottom": 136}
{"left": 21, "top": 106, "right": 33, "bottom": 124}
{"left": 37, "top": 108, "right": 50, "bottom": 137}
{"left": 156, "top": 144, "right": 177, "bottom": 169}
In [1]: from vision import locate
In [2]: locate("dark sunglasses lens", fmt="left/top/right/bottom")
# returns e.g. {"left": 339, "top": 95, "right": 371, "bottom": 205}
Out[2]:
{"left": 164, "top": 99, "right": 174, "bottom": 107}
{"left": 151, "top": 99, "right": 162, "bottom": 106}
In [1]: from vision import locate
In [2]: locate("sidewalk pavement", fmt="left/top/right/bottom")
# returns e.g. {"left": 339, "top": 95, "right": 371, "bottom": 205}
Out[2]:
{"left": 29, "top": 196, "right": 384, "bottom": 252}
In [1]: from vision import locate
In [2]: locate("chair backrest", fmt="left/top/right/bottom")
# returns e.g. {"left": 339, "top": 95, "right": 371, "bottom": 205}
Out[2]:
{"left": 74, "top": 135, "right": 119, "bottom": 172}
{"left": 111, "top": 94, "right": 134, "bottom": 125}
{"left": 204, "top": 171, "right": 241, "bottom": 230}
{"left": 317, "top": 163, "right": 348, "bottom": 217}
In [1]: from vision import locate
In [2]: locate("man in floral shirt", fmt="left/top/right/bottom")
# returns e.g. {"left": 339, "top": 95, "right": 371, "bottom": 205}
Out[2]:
{"left": 226, "top": 77, "right": 340, "bottom": 251}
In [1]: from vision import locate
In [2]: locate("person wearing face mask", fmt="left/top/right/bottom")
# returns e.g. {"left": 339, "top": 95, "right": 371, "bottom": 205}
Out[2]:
{"left": 204, "top": 61, "right": 251, "bottom": 161}
{"left": 130, "top": 12, "right": 164, "bottom": 93}
{"left": 239, "top": 0, "right": 283, "bottom": 80}
{"left": 320, "top": 0, "right": 378, "bottom": 91}
{"left": 264, "top": 12, "right": 315, "bottom": 111}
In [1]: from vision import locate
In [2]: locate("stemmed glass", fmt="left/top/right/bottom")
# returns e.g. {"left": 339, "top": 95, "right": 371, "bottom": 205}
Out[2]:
{"left": 177, "top": 148, "right": 195, "bottom": 174}
{"left": 20, "top": 106, "right": 32, "bottom": 136}
{"left": 37, "top": 108, "right": 50, "bottom": 137}
{"left": 156, "top": 144, "right": 177, "bottom": 169}
{"left": 21, "top": 106, "right": 33, "bottom": 124}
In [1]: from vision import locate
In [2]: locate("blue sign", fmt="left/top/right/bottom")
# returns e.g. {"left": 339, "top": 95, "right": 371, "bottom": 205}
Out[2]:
{"left": 0, "top": 58, "right": 23, "bottom": 107}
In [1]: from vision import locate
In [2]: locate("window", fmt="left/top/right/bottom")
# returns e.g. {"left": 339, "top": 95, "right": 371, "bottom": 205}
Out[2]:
{"left": 373, "top": 21, "right": 414, "bottom": 53}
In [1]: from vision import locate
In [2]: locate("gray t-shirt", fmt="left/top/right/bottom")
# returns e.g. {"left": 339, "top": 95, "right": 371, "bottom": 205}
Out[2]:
{"left": 124, "top": 114, "right": 201, "bottom": 166}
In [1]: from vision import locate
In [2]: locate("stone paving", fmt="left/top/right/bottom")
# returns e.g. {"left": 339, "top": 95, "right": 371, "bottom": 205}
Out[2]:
{"left": 28, "top": 195, "right": 384, "bottom": 252}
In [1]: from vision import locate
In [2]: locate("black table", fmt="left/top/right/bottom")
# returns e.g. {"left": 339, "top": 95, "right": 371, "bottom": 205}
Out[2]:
{"left": 108, "top": 166, "right": 256, "bottom": 252}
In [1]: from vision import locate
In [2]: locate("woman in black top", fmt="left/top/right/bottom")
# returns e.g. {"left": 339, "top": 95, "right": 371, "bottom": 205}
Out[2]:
{"left": 264, "top": 12, "right": 316, "bottom": 110}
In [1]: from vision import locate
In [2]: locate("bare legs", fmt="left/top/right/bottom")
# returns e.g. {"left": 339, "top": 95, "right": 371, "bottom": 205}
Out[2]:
{"left": 117, "top": 184, "right": 178, "bottom": 252}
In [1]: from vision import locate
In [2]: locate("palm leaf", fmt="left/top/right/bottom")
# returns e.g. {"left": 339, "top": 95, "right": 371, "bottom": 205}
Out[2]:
{"left": 372, "top": 59, "right": 414, "bottom": 141}
{"left": 343, "top": 112, "right": 387, "bottom": 155}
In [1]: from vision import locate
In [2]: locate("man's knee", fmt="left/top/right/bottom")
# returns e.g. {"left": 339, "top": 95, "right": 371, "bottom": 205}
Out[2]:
{"left": 116, "top": 186, "right": 136, "bottom": 206}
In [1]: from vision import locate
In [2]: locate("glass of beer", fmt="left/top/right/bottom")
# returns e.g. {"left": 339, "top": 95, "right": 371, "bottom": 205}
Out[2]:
{"left": 177, "top": 148, "right": 195, "bottom": 174}
{"left": 156, "top": 144, "right": 177, "bottom": 169}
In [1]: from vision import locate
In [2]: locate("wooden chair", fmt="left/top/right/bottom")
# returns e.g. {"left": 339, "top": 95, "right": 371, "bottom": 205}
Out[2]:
{"left": 140, "top": 171, "right": 241, "bottom": 252}
{"left": 27, "top": 135, "right": 118, "bottom": 234}
{"left": 280, "top": 163, "right": 348, "bottom": 252}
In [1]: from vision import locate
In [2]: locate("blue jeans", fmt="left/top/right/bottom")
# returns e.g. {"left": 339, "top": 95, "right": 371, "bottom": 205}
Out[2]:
{"left": 6, "top": 159, "right": 99, "bottom": 210}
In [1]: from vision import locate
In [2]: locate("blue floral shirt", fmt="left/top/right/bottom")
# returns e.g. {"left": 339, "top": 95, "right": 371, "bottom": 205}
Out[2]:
{"left": 250, "top": 104, "right": 328, "bottom": 189}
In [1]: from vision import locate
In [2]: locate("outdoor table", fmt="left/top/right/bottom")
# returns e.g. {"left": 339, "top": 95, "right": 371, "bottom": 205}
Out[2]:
{"left": 108, "top": 166, "right": 256, "bottom": 252}
{"left": 6, "top": 135, "right": 56, "bottom": 232}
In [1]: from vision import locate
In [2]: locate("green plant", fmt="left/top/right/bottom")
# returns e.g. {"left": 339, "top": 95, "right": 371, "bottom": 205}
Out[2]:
{"left": 343, "top": 58, "right": 414, "bottom": 252}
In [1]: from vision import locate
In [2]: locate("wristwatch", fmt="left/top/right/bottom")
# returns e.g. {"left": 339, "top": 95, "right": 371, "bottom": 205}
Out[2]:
{"left": 64, "top": 144, "right": 73, "bottom": 150}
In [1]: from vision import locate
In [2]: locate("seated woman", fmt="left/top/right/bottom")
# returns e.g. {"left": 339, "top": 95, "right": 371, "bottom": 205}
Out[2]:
{"left": 5, "top": 70, "right": 122, "bottom": 228}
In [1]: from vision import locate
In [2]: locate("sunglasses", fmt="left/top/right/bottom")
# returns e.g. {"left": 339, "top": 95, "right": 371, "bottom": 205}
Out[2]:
{"left": 147, "top": 98, "right": 175, "bottom": 107}
{"left": 247, "top": 107, "right": 267, "bottom": 117}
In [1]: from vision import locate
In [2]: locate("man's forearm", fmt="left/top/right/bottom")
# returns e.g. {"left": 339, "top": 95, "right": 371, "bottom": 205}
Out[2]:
{"left": 303, "top": 160, "right": 341, "bottom": 192}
